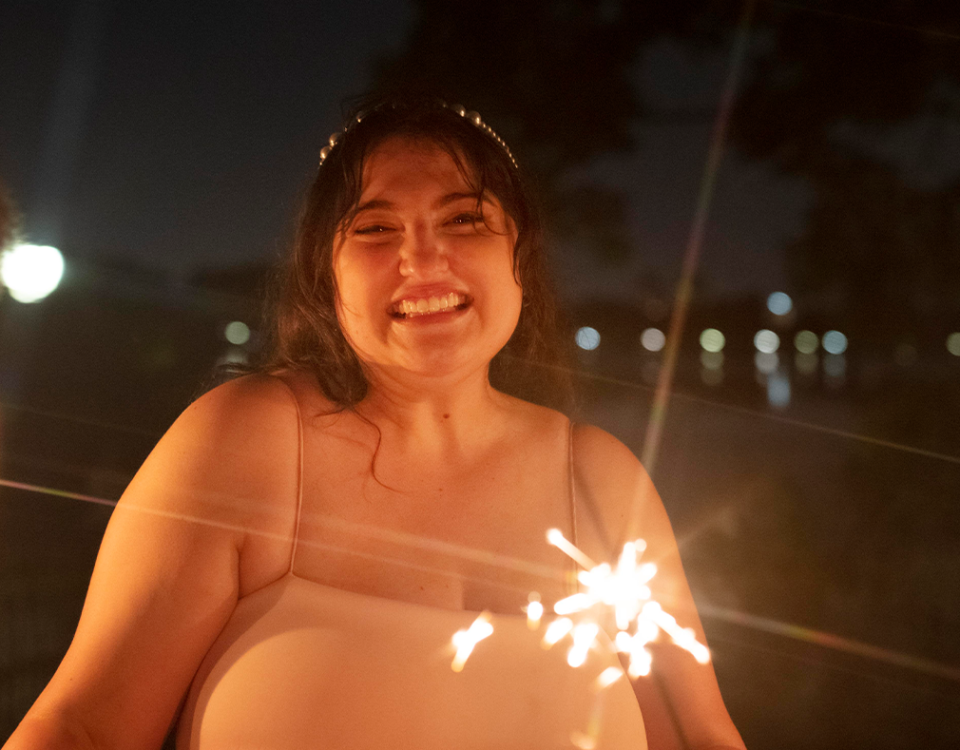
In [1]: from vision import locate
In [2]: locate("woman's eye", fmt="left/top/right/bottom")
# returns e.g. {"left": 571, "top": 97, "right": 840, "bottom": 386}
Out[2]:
{"left": 449, "top": 213, "right": 482, "bottom": 227}
{"left": 354, "top": 224, "right": 392, "bottom": 235}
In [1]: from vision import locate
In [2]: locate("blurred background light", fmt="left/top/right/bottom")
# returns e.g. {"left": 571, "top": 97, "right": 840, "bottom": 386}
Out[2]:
{"left": 699, "top": 328, "right": 725, "bottom": 353}
{"left": 795, "top": 352, "right": 818, "bottom": 375}
{"left": 640, "top": 327, "right": 665, "bottom": 352}
{"left": 700, "top": 364, "right": 723, "bottom": 386}
{"left": 755, "top": 351, "right": 779, "bottom": 374}
{"left": 575, "top": 326, "right": 600, "bottom": 351}
{"left": 822, "top": 330, "right": 848, "bottom": 355}
{"left": 700, "top": 352, "right": 723, "bottom": 370}
{"left": 767, "top": 371, "right": 791, "bottom": 408}
{"left": 754, "top": 329, "right": 780, "bottom": 353}
{"left": 948, "top": 333, "right": 960, "bottom": 357}
{"left": 224, "top": 320, "right": 251, "bottom": 346}
{"left": 824, "top": 353, "right": 846, "bottom": 379}
{"left": 0, "top": 243, "right": 65, "bottom": 303}
{"left": 216, "top": 348, "right": 248, "bottom": 367}
{"left": 766, "top": 291, "right": 793, "bottom": 316}
{"left": 794, "top": 330, "right": 819, "bottom": 354}
{"left": 700, "top": 350, "right": 724, "bottom": 370}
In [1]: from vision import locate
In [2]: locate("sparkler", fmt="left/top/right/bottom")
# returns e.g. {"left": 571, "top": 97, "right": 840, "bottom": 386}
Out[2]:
{"left": 545, "top": 528, "right": 710, "bottom": 677}
{"left": 448, "top": 529, "right": 709, "bottom": 678}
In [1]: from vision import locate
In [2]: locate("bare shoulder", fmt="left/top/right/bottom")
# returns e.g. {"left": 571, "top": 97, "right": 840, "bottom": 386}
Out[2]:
{"left": 173, "top": 371, "right": 301, "bottom": 438}
{"left": 153, "top": 372, "right": 303, "bottom": 477}
{"left": 497, "top": 392, "right": 570, "bottom": 438}
{"left": 569, "top": 424, "right": 664, "bottom": 560}
{"left": 123, "top": 371, "right": 304, "bottom": 543}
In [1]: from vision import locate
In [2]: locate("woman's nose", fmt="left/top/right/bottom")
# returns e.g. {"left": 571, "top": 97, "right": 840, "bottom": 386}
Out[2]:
{"left": 398, "top": 227, "right": 447, "bottom": 277}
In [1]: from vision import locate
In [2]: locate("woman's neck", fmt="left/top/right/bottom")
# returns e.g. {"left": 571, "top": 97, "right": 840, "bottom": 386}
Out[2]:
{"left": 356, "top": 366, "right": 512, "bottom": 458}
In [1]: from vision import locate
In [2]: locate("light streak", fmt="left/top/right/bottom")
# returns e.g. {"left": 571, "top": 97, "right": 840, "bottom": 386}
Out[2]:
{"left": 13, "top": 476, "right": 958, "bottom": 690}
{"left": 639, "top": 0, "right": 758, "bottom": 487}
{"left": 547, "top": 528, "right": 596, "bottom": 570}
{"left": 593, "top": 666, "right": 624, "bottom": 692}
{"left": 567, "top": 623, "right": 600, "bottom": 668}
{"left": 499, "top": 354, "right": 960, "bottom": 467}
{"left": 700, "top": 604, "right": 960, "bottom": 683}
{"left": 542, "top": 617, "right": 574, "bottom": 648}
{"left": 450, "top": 612, "right": 494, "bottom": 672}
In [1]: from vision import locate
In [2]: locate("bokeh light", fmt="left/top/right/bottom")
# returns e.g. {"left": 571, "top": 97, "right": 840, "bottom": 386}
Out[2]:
{"left": 753, "top": 329, "right": 780, "bottom": 353}
{"left": 824, "top": 353, "right": 846, "bottom": 379}
{"left": 795, "top": 352, "right": 818, "bottom": 375}
{"left": 822, "top": 330, "right": 848, "bottom": 355}
{"left": 700, "top": 366, "right": 723, "bottom": 387}
{"left": 217, "top": 348, "right": 248, "bottom": 367}
{"left": 576, "top": 326, "right": 600, "bottom": 351}
{"left": 755, "top": 351, "right": 779, "bottom": 374}
{"left": 700, "top": 351, "right": 723, "bottom": 370}
{"left": 699, "top": 328, "right": 725, "bottom": 353}
{"left": 767, "top": 371, "right": 791, "bottom": 409}
{"left": 947, "top": 333, "right": 960, "bottom": 357}
{"left": 766, "top": 291, "right": 793, "bottom": 316}
{"left": 0, "top": 243, "right": 65, "bottom": 303}
{"left": 640, "top": 327, "right": 666, "bottom": 352}
{"left": 225, "top": 321, "right": 251, "bottom": 346}
{"left": 794, "top": 330, "right": 819, "bottom": 354}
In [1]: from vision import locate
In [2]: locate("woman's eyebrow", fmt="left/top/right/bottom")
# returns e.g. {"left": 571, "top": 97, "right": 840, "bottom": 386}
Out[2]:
{"left": 354, "top": 198, "right": 394, "bottom": 214}
{"left": 353, "top": 192, "right": 493, "bottom": 215}
{"left": 435, "top": 191, "right": 492, "bottom": 208}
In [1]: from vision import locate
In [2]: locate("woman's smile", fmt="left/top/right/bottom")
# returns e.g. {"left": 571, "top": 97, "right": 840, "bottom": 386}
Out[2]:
{"left": 390, "top": 291, "right": 470, "bottom": 319}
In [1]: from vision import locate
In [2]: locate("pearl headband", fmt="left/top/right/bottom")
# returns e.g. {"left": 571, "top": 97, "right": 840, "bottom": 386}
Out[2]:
{"left": 317, "top": 101, "right": 518, "bottom": 171}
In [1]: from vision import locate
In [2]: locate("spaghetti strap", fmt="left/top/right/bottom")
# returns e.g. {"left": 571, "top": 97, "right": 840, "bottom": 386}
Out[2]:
{"left": 568, "top": 419, "right": 578, "bottom": 548}
{"left": 274, "top": 376, "right": 305, "bottom": 575}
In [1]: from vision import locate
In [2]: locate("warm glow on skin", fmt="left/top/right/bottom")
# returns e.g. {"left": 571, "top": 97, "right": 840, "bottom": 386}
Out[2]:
{"left": 333, "top": 137, "right": 521, "bottom": 387}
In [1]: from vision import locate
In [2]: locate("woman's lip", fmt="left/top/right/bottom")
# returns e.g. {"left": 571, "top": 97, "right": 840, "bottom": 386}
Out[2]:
{"left": 389, "top": 291, "right": 470, "bottom": 317}
{"left": 391, "top": 298, "right": 471, "bottom": 321}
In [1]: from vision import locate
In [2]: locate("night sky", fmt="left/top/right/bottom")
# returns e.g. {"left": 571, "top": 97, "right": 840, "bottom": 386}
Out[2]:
{"left": 0, "top": 0, "right": 822, "bottom": 302}
{"left": 3, "top": 3, "right": 960, "bottom": 299}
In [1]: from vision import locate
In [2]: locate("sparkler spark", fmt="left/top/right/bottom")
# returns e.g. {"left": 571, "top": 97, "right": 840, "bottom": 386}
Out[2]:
{"left": 450, "top": 612, "right": 494, "bottom": 672}
{"left": 544, "top": 528, "right": 710, "bottom": 678}
{"left": 525, "top": 592, "right": 544, "bottom": 630}
{"left": 448, "top": 529, "right": 709, "bottom": 685}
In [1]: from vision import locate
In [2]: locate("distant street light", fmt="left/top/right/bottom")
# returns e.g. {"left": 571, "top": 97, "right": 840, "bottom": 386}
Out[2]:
{"left": 766, "top": 291, "right": 793, "bottom": 316}
{"left": 0, "top": 243, "right": 65, "bottom": 303}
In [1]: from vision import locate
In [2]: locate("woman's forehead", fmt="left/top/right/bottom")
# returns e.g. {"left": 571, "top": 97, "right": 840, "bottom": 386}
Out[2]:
{"left": 359, "top": 136, "right": 478, "bottom": 199}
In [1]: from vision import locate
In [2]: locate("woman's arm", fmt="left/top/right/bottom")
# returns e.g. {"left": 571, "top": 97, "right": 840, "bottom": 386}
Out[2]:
{"left": 571, "top": 424, "right": 746, "bottom": 750}
{"left": 5, "top": 375, "right": 300, "bottom": 750}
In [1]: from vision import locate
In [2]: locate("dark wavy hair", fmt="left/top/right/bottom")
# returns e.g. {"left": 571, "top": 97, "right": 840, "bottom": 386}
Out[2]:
{"left": 261, "top": 95, "right": 574, "bottom": 412}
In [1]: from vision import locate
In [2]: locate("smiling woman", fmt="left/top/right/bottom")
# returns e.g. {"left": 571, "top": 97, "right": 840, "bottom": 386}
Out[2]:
{"left": 334, "top": 137, "right": 522, "bottom": 382}
{"left": 4, "top": 97, "right": 745, "bottom": 750}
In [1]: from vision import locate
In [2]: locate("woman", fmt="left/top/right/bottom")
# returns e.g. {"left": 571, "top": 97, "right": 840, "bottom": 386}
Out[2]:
{"left": 6, "top": 97, "right": 745, "bottom": 749}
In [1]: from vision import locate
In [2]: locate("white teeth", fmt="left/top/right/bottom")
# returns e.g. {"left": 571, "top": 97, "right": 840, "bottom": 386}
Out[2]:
{"left": 394, "top": 292, "right": 465, "bottom": 318}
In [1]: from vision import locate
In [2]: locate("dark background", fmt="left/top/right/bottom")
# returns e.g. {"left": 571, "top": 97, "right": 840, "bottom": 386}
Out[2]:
{"left": 2, "top": 1, "right": 959, "bottom": 747}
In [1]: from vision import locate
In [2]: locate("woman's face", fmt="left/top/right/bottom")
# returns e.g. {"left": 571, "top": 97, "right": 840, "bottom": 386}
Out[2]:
{"left": 333, "top": 136, "right": 522, "bottom": 383}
